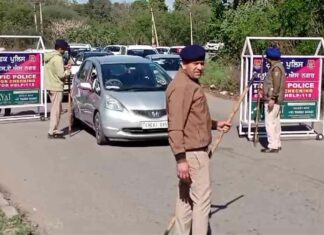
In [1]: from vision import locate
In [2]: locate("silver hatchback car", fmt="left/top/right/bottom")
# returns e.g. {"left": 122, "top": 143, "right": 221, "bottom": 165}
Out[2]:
{"left": 71, "top": 55, "right": 172, "bottom": 144}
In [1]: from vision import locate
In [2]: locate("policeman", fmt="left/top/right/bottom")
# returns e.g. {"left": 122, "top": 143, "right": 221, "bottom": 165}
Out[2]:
{"left": 166, "top": 45, "right": 231, "bottom": 235}
{"left": 261, "top": 47, "right": 286, "bottom": 153}
{"left": 44, "top": 39, "right": 71, "bottom": 139}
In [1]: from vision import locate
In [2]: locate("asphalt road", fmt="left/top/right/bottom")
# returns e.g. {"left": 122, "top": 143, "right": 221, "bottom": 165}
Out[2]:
{"left": 1, "top": 94, "right": 324, "bottom": 235}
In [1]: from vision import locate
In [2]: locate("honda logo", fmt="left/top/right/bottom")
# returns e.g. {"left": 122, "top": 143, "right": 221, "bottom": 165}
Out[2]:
{"left": 151, "top": 111, "right": 160, "bottom": 118}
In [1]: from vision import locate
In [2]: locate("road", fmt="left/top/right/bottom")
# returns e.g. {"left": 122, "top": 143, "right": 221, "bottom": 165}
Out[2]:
{"left": 1, "top": 94, "right": 324, "bottom": 235}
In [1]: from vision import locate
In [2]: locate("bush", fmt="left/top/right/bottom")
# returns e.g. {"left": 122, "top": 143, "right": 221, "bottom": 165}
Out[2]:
{"left": 0, "top": 211, "right": 34, "bottom": 235}
{"left": 200, "top": 60, "right": 240, "bottom": 93}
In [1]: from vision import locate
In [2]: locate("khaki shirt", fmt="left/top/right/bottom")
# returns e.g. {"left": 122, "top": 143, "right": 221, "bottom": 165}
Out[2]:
{"left": 166, "top": 69, "right": 212, "bottom": 161}
{"left": 263, "top": 61, "right": 286, "bottom": 104}
{"left": 44, "top": 50, "right": 68, "bottom": 91}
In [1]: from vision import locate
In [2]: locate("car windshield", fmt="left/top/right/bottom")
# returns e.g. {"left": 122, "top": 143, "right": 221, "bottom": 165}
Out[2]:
{"left": 157, "top": 48, "right": 169, "bottom": 54}
{"left": 169, "top": 48, "right": 183, "bottom": 54}
{"left": 127, "top": 49, "right": 157, "bottom": 58}
{"left": 101, "top": 63, "right": 172, "bottom": 91}
{"left": 152, "top": 58, "right": 180, "bottom": 71}
{"left": 70, "top": 48, "right": 91, "bottom": 58}
{"left": 106, "top": 46, "right": 121, "bottom": 52}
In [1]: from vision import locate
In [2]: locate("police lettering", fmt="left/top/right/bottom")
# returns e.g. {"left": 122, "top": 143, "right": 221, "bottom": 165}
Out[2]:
{"left": 287, "top": 83, "right": 314, "bottom": 89}
{"left": 12, "top": 74, "right": 36, "bottom": 79}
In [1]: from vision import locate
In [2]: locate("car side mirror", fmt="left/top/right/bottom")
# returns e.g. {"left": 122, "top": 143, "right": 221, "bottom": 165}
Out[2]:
{"left": 78, "top": 82, "right": 92, "bottom": 90}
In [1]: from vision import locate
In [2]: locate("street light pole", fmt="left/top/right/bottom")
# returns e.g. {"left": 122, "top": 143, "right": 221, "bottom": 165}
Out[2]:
{"left": 39, "top": 1, "right": 44, "bottom": 35}
{"left": 33, "top": 2, "right": 38, "bottom": 32}
{"left": 190, "top": 10, "right": 193, "bottom": 45}
{"left": 151, "top": 7, "right": 159, "bottom": 47}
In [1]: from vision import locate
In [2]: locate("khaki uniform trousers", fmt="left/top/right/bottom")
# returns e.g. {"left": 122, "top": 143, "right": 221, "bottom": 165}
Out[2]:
{"left": 48, "top": 91, "right": 63, "bottom": 135}
{"left": 174, "top": 151, "right": 211, "bottom": 235}
{"left": 264, "top": 103, "right": 281, "bottom": 149}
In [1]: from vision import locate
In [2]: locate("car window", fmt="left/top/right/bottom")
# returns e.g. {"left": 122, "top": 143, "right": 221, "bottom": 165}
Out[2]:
{"left": 87, "top": 65, "right": 98, "bottom": 83}
{"left": 157, "top": 48, "right": 169, "bottom": 54}
{"left": 105, "top": 46, "right": 121, "bottom": 52}
{"left": 75, "top": 55, "right": 83, "bottom": 64}
{"left": 170, "top": 48, "right": 183, "bottom": 54}
{"left": 127, "top": 49, "right": 157, "bottom": 58}
{"left": 101, "top": 62, "right": 171, "bottom": 91}
{"left": 78, "top": 61, "right": 93, "bottom": 82}
{"left": 152, "top": 58, "right": 180, "bottom": 71}
{"left": 121, "top": 47, "right": 126, "bottom": 54}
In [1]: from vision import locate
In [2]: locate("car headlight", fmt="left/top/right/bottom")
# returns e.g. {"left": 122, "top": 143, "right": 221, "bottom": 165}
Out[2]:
{"left": 105, "top": 95, "right": 124, "bottom": 111}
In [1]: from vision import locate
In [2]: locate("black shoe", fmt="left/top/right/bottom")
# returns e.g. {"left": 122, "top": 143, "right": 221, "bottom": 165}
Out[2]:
{"left": 4, "top": 108, "right": 11, "bottom": 116}
{"left": 261, "top": 148, "right": 279, "bottom": 153}
{"left": 48, "top": 133, "right": 65, "bottom": 139}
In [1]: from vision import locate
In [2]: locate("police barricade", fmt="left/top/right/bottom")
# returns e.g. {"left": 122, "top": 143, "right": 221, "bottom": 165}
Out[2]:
{"left": 0, "top": 35, "right": 47, "bottom": 121}
{"left": 239, "top": 37, "right": 324, "bottom": 140}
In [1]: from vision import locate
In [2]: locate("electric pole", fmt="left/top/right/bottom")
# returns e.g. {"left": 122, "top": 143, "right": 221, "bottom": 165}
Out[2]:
{"left": 34, "top": 2, "right": 38, "bottom": 32}
{"left": 190, "top": 10, "right": 193, "bottom": 45}
{"left": 151, "top": 7, "right": 159, "bottom": 47}
{"left": 32, "top": 0, "right": 44, "bottom": 35}
{"left": 39, "top": 1, "right": 44, "bottom": 35}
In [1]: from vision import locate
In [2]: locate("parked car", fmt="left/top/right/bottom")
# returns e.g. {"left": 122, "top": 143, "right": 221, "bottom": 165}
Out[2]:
{"left": 169, "top": 46, "right": 185, "bottom": 55}
{"left": 126, "top": 45, "right": 158, "bottom": 58}
{"left": 71, "top": 55, "right": 172, "bottom": 144}
{"left": 146, "top": 54, "right": 181, "bottom": 79}
{"left": 71, "top": 51, "right": 114, "bottom": 77}
{"left": 103, "top": 45, "right": 127, "bottom": 55}
{"left": 156, "top": 46, "right": 170, "bottom": 54}
{"left": 69, "top": 43, "right": 92, "bottom": 58}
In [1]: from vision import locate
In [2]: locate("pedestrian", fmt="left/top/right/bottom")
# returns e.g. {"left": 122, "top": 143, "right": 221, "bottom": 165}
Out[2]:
{"left": 260, "top": 47, "right": 286, "bottom": 153}
{"left": 44, "top": 39, "right": 71, "bottom": 139}
{"left": 166, "top": 44, "right": 231, "bottom": 235}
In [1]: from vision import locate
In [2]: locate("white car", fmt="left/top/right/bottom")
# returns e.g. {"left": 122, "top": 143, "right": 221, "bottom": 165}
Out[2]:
{"left": 126, "top": 45, "right": 158, "bottom": 58}
{"left": 156, "top": 46, "right": 170, "bottom": 54}
{"left": 169, "top": 46, "right": 185, "bottom": 55}
{"left": 204, "top": 40, "right": 224, "bottom": 51}
{"left": 69, "top": 43, "right": 92, "bottom": 58}
{"left": 104, "top": 45, "right": 127, "bottom": 55}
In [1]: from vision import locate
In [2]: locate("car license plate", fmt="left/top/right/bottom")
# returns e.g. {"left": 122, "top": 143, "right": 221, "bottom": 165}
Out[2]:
{"left": 141, "top": 121, "right": 168, "bottom": 129}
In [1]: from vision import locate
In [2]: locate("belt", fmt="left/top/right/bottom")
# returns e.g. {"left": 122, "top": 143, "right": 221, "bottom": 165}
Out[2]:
{"left": 186, "top": 146, "right": 208, "bottom": 152}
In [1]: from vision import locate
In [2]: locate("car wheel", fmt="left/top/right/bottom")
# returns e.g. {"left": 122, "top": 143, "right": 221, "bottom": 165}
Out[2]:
{"left": 94, "top": 112, "right": 107, "bottom": 145}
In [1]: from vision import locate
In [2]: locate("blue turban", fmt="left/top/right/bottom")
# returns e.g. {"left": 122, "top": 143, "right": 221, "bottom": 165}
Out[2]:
{"left": 55, "top": 39, "right": 69, "bottom": 50}
{"left": 180, "top": 44, "right": 205, "bottom": 62}
{"left": 266, "top": 47, "right": 281, "bottom": 60}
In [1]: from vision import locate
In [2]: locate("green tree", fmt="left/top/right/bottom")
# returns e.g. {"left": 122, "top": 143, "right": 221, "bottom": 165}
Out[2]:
{"left": 219, "top": 2, "right": 280, "bottom": 59}
{"left": 149, "top": 0, "right": 168, "bottom": 11}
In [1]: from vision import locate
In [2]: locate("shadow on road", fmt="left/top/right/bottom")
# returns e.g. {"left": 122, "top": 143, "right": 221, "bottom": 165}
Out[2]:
{"left": 209, "top": 194, "right": 244, "bottom": 218}
{"left": 64, "top": 124, "right": 170, "bottom": 147}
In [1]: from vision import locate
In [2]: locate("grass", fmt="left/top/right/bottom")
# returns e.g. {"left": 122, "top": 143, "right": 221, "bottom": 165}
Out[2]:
{"left": 201, "top": 60, "right": 240, "bottom": 94}
{"left": 0, "top": 210, "right": 34, "bottom": 235}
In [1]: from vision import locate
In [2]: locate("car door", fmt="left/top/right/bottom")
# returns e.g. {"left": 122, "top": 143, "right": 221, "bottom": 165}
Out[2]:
{"left": 74, "top": 60, "right": 93, "bottom": 122}
{"left": 83, "top": 63, "right": 101, "bottom": 125}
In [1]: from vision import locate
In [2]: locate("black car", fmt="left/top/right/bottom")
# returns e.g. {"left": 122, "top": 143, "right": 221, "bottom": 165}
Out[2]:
{"left": 74, "top": 51, "right": 114, "bottom": 65}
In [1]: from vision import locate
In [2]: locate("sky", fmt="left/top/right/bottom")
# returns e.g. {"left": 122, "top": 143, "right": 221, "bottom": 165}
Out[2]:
{"left": 75, "top": 0, "right": 175, "bottom": 10}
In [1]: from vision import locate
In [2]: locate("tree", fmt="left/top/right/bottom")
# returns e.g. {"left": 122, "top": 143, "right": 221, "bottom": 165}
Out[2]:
{"left": 149, "top": 0, "right": 168, "bottom": 12}
{"left": 87, "top": 0, "right": 112, "bottom": 21}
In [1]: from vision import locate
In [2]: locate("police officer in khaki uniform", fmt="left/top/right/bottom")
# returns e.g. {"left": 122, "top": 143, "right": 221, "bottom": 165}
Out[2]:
{"left": 166, "top": 45, "right": 231, "bottom": 235}
{"left": 261, "top": 47, "right": 286, "bottom": 153}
